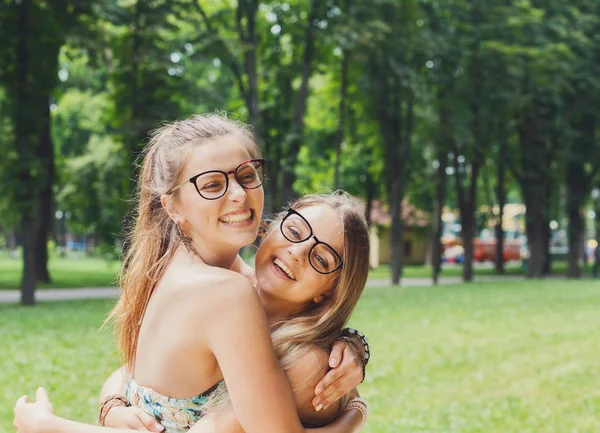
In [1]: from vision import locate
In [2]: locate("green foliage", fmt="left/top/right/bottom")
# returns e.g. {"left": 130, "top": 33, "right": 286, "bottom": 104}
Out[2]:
{"left": 1, "top": 0, "right": 600, "bottom": 282}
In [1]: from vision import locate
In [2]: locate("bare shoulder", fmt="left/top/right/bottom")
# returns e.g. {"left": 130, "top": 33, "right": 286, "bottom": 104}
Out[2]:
{"left": 158, "top": 264, "right": 259, "bottom": 322}
{"left": 287, "top": 346, "right": 330, "bottom": 392}
{"left": 177, "top": 264, "right": 255, "bottom": 299}
{"left": 287, "top": 346, "right": 342, "bottom": 426}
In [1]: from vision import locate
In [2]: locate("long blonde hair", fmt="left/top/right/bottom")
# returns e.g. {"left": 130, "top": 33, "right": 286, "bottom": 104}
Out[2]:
{"left": 105, "top": 113, "right": 261, "bottom": 368}
{"left": 205, "top": 191, "right": 370, "bottom": 411}
{"left": 271, "top": 191, "right": 370, "bottom": 382}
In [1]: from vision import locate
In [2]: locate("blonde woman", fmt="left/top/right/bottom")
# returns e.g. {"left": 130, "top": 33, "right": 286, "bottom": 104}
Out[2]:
{"left": 13, "top": 115, "right": 369, "bottom": 433}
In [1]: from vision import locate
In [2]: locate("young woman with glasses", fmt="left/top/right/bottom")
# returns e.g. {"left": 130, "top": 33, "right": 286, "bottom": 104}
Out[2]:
{"left": 13, "top": 114, "right": 370, "bottom": 433}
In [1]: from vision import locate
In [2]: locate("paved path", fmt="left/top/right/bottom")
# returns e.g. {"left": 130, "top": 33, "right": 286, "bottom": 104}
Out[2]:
{"left": 0, "top": 287, "right": 120, "bottom": 304}
{"left": 0, "top": 275, "right": 534, "bottom": 304}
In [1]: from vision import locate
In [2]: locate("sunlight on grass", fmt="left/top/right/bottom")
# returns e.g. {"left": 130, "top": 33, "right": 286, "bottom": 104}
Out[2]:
{"left": 0, "top": 256, "right": 120, "bottom": 290}
{"left": 2, "top": 281, "right": 599, "bottom": 432}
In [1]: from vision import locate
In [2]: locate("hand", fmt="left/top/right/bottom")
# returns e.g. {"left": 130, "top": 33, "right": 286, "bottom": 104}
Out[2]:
{"left": 312, "top": 339, "right": 364, "bottom": 411}
{"left": 105, "top": 406, "right": 165, "bottom": 432}
{"left": 13, "top": 387, "right": 54, "bottom": 433}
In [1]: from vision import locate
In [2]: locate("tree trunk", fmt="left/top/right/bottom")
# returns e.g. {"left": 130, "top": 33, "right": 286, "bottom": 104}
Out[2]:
{"left": 242, "top": 0, "right": 260, "bottom": 142}
{"left": 494, "top": 143, "right": 506, "bottom": 274}
{"left": 462, "top": 212, "right": 475, "bottom": 282}
{"left": 594, "top": 201, "right": 600, "bottom": 278}
{"left": 567, "top": 206, "right": 583, "bottom": 278}
{"left": 365, "top": 175, "right": 374, "bottom": 226}
{"left": 389, "top": 179, "right": 405, "bottom": 285}
{"left": 14, "top": 0, "right": 37, "bottom": 305}
{"left": 35, "top": 102, "right": 53, "bottom": 283}
{"left": 542, "top": 200, "right": 552, "bottom": 275}
{"left": 523, "top": 193, "right": 546, "bottom": 278}
{"left": 281, "top": 0, "right": 319, "bottom": 204}
{"left": 334, "top": 49, "right": 349, "bottom": 189}
{"left": 431, "top": 149, "right": 448, "bottom": 285}
{"left": 453, "top": 151, "right": 480, "bottom": 283}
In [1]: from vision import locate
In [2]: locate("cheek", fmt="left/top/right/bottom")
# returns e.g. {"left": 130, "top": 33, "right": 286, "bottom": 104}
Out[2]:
{"left": 255, "top": 237, "right": 274, "bottom": 264}
{"left": 250, "top": 188, "right": 264, "bottom": 211}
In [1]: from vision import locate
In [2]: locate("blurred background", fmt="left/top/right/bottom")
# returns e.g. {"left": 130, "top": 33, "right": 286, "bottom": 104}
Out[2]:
{"left": 1, "top": 1, "right": 600, "bottom": 432}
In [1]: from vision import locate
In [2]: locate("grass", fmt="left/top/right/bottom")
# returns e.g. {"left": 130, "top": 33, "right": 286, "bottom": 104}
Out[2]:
{"left": 2, "top": 280, "right": 600, "bottom": 432}
{"left": 0, "top": 256, "right": 120, "bottom": 290}
{"left": 367, "top": 260, "right": 589, "bottom": 280}
{"left": 0, "top": 252, "right": 593, "bottom": 290}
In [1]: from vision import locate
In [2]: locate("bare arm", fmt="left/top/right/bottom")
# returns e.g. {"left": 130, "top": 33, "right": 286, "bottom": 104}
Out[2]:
{"left": 202, "top": 276, "right": 306, "bottom": 433}
{"left": 189, "top": 348, "right": 365, "bottom": 433}
{"left": 99, "top": 367, "right": 127, "bottom": 402}
{"left": 14, "top": 389, "right": 144, "bottom": 433}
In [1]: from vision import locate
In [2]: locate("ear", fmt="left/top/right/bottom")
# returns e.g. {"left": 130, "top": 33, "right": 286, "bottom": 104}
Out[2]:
{"left": 313, "top": 294, "right": 325, "bottom": 304}
{"left": 161, "top": 193, "right": 185, "bottom": 225}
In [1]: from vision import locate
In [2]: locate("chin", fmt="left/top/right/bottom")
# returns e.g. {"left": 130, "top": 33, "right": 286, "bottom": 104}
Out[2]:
{"left": 228, "top": 230, "right": 259, "bottom": 248}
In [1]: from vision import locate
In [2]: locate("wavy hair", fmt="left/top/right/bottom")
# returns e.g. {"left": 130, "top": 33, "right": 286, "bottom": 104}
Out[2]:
{"left": 105, "top": 113, "right": 261, "bottom": 368}
{"left": 205, "top": 191, "right": 370, "bottom": 410}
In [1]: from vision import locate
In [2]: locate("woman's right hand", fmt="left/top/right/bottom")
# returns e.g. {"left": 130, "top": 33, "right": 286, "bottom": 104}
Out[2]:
{"left": 104, "top": 406, "right": 165, "bottom": 432}
{"left": 13, "top": 387, "right": 54, "bottom": 433}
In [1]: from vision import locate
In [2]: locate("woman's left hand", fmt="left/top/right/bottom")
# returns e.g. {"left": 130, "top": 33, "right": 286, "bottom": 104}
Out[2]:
{"left": 311, "top": 339, "right": 364, "bottom": 410}
{"left": 13, "top": 387, "right": 54, "bottom": 433}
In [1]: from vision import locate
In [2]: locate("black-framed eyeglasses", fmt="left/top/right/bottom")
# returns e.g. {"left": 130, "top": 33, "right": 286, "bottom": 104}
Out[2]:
{"left": 167, "top": 159, "right": 266, "bottom": 200}
{"left": 280, "top": 208, "right": 344, "bottom": 275}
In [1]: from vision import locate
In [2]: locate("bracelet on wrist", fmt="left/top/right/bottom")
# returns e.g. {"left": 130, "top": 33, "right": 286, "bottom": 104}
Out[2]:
{"left": 343, "top": 396, "right": 369, "bottom": 429}
{"left": 337, "top": 336, "right": 366, "bottom": 383}
{"left": 341, "top": 327, "right": 370, "bottom": 367}
{"left": 98, "top": 394, "right": 129, "bottom": 426}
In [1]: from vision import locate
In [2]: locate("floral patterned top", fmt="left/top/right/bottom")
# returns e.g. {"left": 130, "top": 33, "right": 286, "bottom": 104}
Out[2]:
{"left": 124, "top": 376, "right": 221, "bottom": 433}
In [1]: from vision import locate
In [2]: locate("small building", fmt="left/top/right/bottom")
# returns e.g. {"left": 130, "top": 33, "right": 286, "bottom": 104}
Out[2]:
{"left": 369, "top": 200, "right": 430, "bottom": 268}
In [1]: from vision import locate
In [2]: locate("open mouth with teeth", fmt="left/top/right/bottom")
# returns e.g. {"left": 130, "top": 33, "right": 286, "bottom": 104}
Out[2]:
{"left": 219, "top": 209, "right": 254, "bottom": 224}
{"left": 273, "top": 257, "right": 296, "bottom": 280}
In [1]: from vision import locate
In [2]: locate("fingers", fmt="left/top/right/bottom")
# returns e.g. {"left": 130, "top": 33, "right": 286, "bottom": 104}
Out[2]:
{"left": 36, "top": 387, "right": 54, "bottom": 413}
{"left": 314, "top": 365, "right": 343, "bottom": 396}
{"left": 314, "top": 344, "right": 364, "bottom": 410}
{"left": 14, "top": 395, "right": 28, "bottom": 410}
{"left": 312, "top": 368, "right": 343, "bottom": 411}
{"left": 136, "top": 409, "right": 165, "bottom": 433}
{"left": 314, "top": 376, "right": 348, "bottom": 410}
{"left": 328, "top": 340, "right": 347, "bottom": 368}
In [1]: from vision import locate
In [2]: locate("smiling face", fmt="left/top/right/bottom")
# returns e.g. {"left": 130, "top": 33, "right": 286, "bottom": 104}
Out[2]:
{"left": 254, "top": 204, "right": 344, "bottom": 312}
{"left": 164, "top": 135, "right": 264, "bottom": 257}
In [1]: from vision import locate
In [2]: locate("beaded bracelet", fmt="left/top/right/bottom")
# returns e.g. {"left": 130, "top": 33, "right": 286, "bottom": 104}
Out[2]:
{"left": 98, "top": 394, "right": 129, "bottom": 426}
{"left": 338, "top": 336, "right": 366, "bottom": 383}
{"left": 341, "top": 327, "right": 371, "bottom": 366}
{"left": 343, "top": 396, "right": 369, "bottom": 429}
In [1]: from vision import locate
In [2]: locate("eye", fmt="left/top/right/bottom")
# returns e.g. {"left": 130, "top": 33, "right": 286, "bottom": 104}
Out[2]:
{"left": 202, "top": 182, "right": 224, "bottom": 191}
{"left": 288, "top": 227, "right": 301, "bottom": 239}
{"left": 315, "top": 254, "right": 328, "bottom": 268}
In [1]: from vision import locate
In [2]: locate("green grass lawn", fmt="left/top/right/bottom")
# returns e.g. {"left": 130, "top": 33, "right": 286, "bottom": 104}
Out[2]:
{"left": 1, "top": 253, "right": 593, "bottom": 290}
{"left": 367, "top": 260, "right": 588, "bottom": 280}
{"left": 0, "top": 256, "right": 120, "bottom": 290}
{"left": 2, "top": 280, "right": 600, "bottom": 432}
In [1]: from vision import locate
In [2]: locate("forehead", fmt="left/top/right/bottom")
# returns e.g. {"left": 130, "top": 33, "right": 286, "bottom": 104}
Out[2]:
{"left": 294, "top": 204, "right": 344, "bottom": 253}
{"left": 183, "top": 135, "right": 252, "bottom": 176}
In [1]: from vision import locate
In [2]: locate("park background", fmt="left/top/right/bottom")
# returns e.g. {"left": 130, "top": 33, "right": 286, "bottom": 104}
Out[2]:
{"left": 1, "top": 0, "right": 600, "bottom": 432}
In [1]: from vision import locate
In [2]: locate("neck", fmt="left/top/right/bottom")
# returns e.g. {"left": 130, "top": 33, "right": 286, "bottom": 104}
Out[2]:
{"left": 185, "top": 236, "right": 239, "bottom": 270}
{"left": 257, "top": 289, "right": 308, "bottom": 327}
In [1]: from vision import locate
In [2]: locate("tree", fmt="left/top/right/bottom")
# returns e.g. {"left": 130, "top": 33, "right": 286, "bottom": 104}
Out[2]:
{"left": 0, "top": 0, "right": 94, "bottom": 304}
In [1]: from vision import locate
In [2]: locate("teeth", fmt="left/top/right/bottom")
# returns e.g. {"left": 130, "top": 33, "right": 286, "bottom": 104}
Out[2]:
{"left": 274, "top": 258, "right": 296, "bottom": 280}
{"left": 220, "top": 210, "right": 252, "bottom": 223}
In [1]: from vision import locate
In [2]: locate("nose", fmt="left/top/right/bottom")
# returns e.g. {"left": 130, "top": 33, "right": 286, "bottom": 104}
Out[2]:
{"left": 226, "top": 174, "right": 247, "bottom": 202}
{"left": 287, "top": 242, "right": 310, "bottom": 265}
